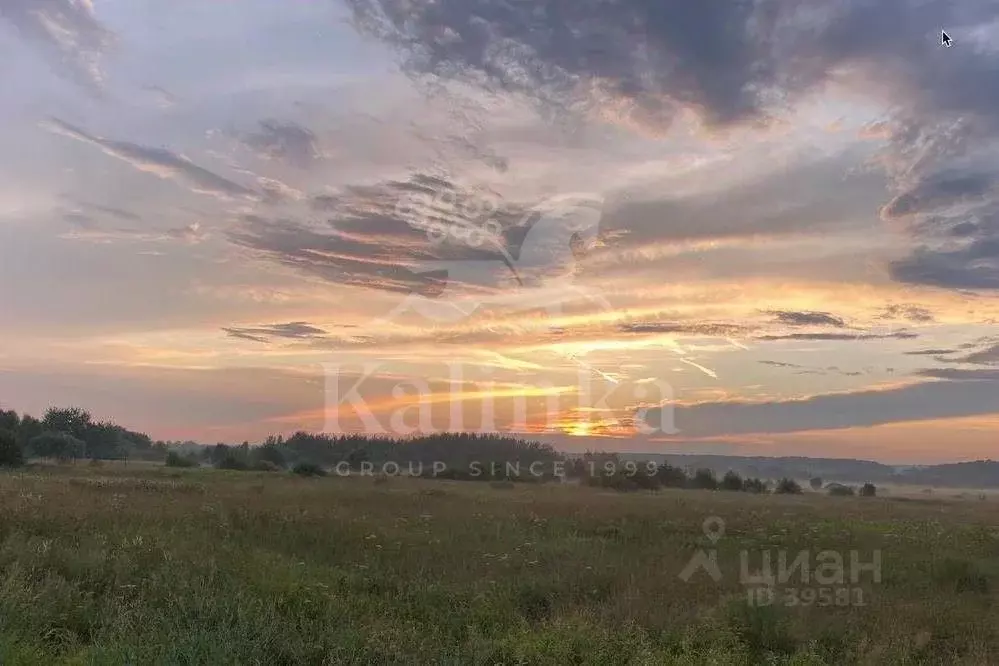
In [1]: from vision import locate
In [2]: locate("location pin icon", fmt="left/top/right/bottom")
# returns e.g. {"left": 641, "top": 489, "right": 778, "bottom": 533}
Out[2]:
{"left": 703, "top": 516, "right": 726, "bottom": 544}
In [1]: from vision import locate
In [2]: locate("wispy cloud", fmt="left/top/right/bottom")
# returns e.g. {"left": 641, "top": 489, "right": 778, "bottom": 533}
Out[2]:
{"left": 1, "top": 0, "right": 113, "bottom": 91}
{"left": 42, "top": 118, "right": 259, "bottom": 201}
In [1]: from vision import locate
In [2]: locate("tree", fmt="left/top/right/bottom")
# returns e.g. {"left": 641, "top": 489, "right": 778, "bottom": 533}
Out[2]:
{"left": 742, "top": 477, "right": 769, "bottom": 493}
{"left": 165, "top": 451, "right": 198, "bottom": 468}
{"left": 29, "top": 431, "right": 85, "bottom": 462}
{"left": 293, "top": 461, "right": 327, "bottom": 477}
{"left": 827, "top": 483, "right": 855, "bottom": 496}
{"left": 255, "top": 443, "right": 287, "bottom": 469}
{"left": 42, "top": 407, "right": 92, "bottom": 440}
{"left": 775, "top": 478, "right": 803, "bottom": 495}
{"left": 721, "top": 470, "right": 744, "bottom": 491}
{"left": 690, "top": 468, "right": 719, "bottom": 490}
{"left": 0, "top": 409, "right": 20, "bottom": 433}
{"left": 17, "top": 415, "right": 42, "bottom": 447}
{"left": 859, "top": 483, "right": 877, "bottom": 497}
{"left": 809, "top": 477, "right": 823, "bottom": 491}
{"left": 655, "top": 463, "right": 687, "bottom": 488}
{"left": 0, "top": 429, "right": 24, "bottom": 467}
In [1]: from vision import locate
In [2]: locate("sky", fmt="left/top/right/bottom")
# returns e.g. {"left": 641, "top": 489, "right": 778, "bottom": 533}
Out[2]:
{"left": 2, "top": 0, "right": 999, "bottom": 463}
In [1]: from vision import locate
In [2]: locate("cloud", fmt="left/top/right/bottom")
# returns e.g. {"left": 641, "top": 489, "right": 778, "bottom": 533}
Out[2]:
{"left": 905, "top": 348, "right": 958, "bottom": 356}
{"left": 617, "top": 321, "right": 750, "bottom": 337}
{"left": 42, "top": 118, "right": 259, "bottom": 201}
{"left": 891, "top": 237, "right": 999, "bottom": 290}
{"left": 879, "top": 304, "right": 935, "bottom": 323}
{"left": 880, "top": 170, "right": 995, "bottom": 220}
{"left": 61, "top": 220, "right": 207, "bottom": 245}
{"left": 643, "top": 373, "right": 999, "bottom": 437}
{"left": 345, "top": 0, "right": 999, "bottom": 290}
{"left": 756, "top": 332, "right": 918, "bottom": 342}
{"left": 242, "top": 119, "right": 322, "bottom": 169}
{"left": 0, "top": 0, "right": 113, "bottom": 91}
{"left": 951, "top": 342, "right": 999, "bottom": 366}
{"left": 222, "top": 321, "right": 332, "bottom": 344}
{"left": 769, "top": 310, "right": 845, "bottom": 328}
{"left": 758, "top": 360, "right": 802, "bottom": 368}
{"left": 229, "top": 172, "right": 599, "bottom": 299}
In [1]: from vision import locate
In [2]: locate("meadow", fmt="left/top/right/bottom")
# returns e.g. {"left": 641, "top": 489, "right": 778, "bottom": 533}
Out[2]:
{"left": 1, "top": 464, "right": 998, "bottom": 665}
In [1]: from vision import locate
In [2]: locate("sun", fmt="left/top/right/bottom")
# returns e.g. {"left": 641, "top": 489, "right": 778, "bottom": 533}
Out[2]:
{"left": 566, "top": 422, "right": 592, "bottom": 437}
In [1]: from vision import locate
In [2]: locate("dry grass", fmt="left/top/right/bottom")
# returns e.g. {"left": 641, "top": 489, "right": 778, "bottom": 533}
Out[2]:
{"left": 1, "top": 464, "right": 999, "bottom": 664}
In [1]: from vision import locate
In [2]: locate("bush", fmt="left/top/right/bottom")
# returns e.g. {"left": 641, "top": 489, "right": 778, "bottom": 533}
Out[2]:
{"left": 809, "top": 477, "right": 823, "bottom": 491}
{"left": 292, "top": 461, "right": 327, "bottom": 477}
{"left": 29, "top": 431, "right": 84, "bottom": 462}
{"left": 655, "top": 463, "right": 688, "bottom": 488}
{"left": 720, "top": 470, "right": 744, "bottom": 491}
{"left": 598, "top": 473, "right": 641, "bottom": 492}
{"left": 827, "top": 484, "right": 855, "bottom": 496}
{"left": 0, "top": 429, "right": 24, "bottom": 467}
{"left": 255, "top": 443, "right": 287, "bottom": 469}
{"left": 215, "top": 453, "right": 248, "bottom": 471}
{"left": 859, "top": 483, "right": 877, "bottom": 497}
{"left": 251, "top": 460, "right": 281, "bottom": 472}
{"left": 742, "top": 477, "right": 769, "bottom": 494}
{"left": 690, "top": 468, "right": 719, "bottom": 490}
{"left": 165, "top": 451, "right": 198, "bottom": 468}
{"left": 775, "top": 478, "right": 803, "bottom": 495}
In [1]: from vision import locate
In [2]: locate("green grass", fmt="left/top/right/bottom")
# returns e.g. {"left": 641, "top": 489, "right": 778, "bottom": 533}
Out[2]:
{"left": 1, "top": 464, "right": 998, "bottom": 664}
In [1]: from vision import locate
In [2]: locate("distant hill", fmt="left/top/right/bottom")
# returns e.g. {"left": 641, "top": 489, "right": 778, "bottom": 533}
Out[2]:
{"left": 600, "top": 452, "right": 999, "bottom": 488}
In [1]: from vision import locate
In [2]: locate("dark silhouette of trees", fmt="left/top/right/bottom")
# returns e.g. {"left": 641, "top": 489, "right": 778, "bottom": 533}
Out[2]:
{"left": 859, "top": 483, "right": 877, "bottom": 497}
{"left": 809, "top": 477, "right": 823, "bottom": 491}
{"left": 690, "top": 468, "right": 719, "bottom": 490}
{"left": 721, "top": 470, "right": 744, "bottom": 491}
{"left": 655, "top": 463, "right": 688, "bottom": 488}
{"left": 775, "top": 478, "right": 803, "bottom": 494}
{"left": 0, "top": 429, "right": 24, "bottom": 467}
{"left": 29, "top": 432, "right": 85, "bottom": 462}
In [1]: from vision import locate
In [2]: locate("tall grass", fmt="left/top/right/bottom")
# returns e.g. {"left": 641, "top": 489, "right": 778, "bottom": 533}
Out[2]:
{"left": 0, "top": 464, "right": 997, "bottom": 664}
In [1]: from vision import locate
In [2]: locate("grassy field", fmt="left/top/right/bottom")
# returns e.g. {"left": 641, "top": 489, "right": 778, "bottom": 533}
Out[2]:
{"left": 1, "top": 465, "right": 999, "bottom": 664}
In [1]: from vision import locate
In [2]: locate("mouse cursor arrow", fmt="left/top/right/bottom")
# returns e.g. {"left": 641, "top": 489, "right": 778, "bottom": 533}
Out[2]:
{"left": 941, "top": 30, "right": 953, "bottom": 47}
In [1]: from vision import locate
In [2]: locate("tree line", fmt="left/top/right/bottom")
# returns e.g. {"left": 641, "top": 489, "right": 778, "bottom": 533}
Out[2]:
{"left": 0, "top": 408, "right": 878, "bottom": 496}
{"left": 0, "top": 406, "right": 157, "bottom": 466}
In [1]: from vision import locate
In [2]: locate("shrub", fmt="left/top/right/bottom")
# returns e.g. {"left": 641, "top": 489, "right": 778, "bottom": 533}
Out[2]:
{"left": 809, "top": 477, "right": 823, "bottom": 491}
{"left": 690, "top": 468, "right": 719, "bottom": 490}
{"left": 720, "top": 470, "right": 744, "bottom": 491}
{"left": 775, "top": 478, "right": 803, "bottom": 495}
{"left": 0, "top": 429, "right": 24, "bottom": 467}
{"left": 254, "top": 443, "right": 287, "bottom": 469}
{"left": 29, "top": 431, "right": 84, "bottom": 462}
{"left": 742, "top": 477, "right": 769, "bottom": 493}
{"left": 827, "top": 484, "right": 855, "bottom": 496}
{"left": 292, "top": 461, "right": 327, "bottom": 477}
{"left": 655, "top": 463, "right": 688, "bottom": 488}
{"left": 215, "top": 453, "right": 248, "bottom": 470}
{"left": 859, "top": 483, "right": 877, "bottom": 497}
{"left": 251, "top": 460, "right": 281, "bottom": 472}
{"left": 165, "top": 451, "right": 198, "bottom": 468}
{"left": 599, "top": 473, "right": 641, "bottom": 492}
